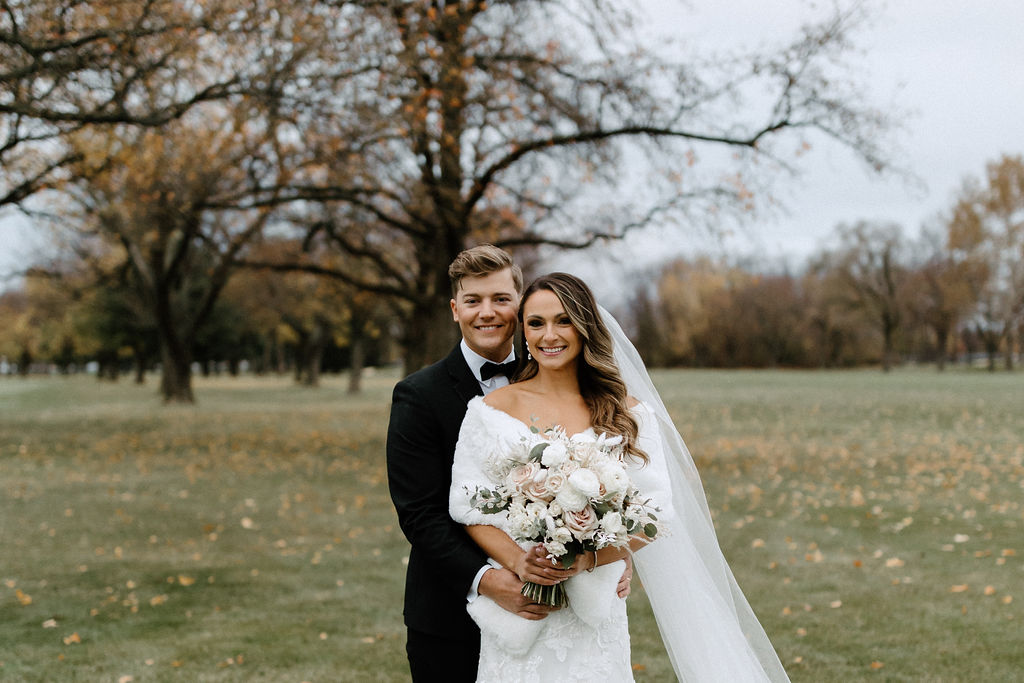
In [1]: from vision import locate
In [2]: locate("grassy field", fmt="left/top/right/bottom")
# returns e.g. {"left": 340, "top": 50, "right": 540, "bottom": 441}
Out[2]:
{"left": 1, "top": 368, "right": 1022, "bottom": 682}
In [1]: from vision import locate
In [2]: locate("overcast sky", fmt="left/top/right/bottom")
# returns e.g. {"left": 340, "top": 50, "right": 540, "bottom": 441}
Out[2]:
{"left": 594, "top": 0, "right": 1024, "bottom": 269}
{"left": 2, "top": 0, "right": 1022, "bottom": 293}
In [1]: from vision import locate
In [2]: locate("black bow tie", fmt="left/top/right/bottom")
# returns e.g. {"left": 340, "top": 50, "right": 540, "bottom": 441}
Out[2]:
{"left": 480, "top": 360, "right": 517, "bottom": 381}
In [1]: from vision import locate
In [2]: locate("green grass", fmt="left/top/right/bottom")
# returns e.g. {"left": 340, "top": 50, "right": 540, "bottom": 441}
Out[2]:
{"left": 1, "top": 368, "right": 1022, "bottom": 682}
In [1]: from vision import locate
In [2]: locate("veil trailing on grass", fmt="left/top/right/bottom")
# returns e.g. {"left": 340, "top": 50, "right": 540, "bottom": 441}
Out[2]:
{"left": 600, "top": 306, "right": 790, "bottom": 683}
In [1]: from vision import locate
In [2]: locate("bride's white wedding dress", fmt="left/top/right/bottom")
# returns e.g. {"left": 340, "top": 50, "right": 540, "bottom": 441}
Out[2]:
{"left": 450, "top": 397, "right": 673, "bottom": 683}
{"left": 450, "top": 307, "right": 790, "bottom": 683}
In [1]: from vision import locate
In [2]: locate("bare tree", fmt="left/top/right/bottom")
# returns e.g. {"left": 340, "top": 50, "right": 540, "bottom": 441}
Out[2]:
{"left": 235, "top": 1, "right": 899, "bottom": 372}
{"left": 815, "top": 221, "right": 911, "bottom": 372}
{"left": 0, "top": 0, "right": 287, "bottom": 207}
{"left": 906, "top": 226, "right": 976, "bottom": 369}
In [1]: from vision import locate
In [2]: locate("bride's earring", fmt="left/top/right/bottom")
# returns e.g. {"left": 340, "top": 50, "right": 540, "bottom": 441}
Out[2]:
{"left": 526, "top": 343, "right": 531, "bottom": 361}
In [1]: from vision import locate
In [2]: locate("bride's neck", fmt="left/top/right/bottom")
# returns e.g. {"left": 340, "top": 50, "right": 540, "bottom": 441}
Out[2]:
{"left": 531, "top": 365, "right": 581, "bottom": 397}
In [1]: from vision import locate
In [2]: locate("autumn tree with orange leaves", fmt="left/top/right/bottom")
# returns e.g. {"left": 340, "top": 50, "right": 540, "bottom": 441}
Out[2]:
{"left": 947, "top": 155, "right": 1024, "bottom": 371}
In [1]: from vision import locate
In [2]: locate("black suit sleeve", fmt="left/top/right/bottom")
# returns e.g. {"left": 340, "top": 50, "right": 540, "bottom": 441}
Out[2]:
{"left": 386, "top": 378, "right": 488, "bottom": 594}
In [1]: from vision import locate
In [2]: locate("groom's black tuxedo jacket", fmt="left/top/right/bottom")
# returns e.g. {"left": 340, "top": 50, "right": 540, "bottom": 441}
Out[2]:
{"left": 386, "top": 343, "right": 488, "bottom": 640}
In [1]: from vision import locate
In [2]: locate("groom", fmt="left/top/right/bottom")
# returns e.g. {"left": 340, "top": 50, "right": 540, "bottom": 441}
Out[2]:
{"left": 386, "top": 245, "right": 556, "bottom": 681}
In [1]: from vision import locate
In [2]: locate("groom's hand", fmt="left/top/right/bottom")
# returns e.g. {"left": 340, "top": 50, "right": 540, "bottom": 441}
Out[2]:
{"left": 478, "top": 567, "right": 557, "bottom": 621}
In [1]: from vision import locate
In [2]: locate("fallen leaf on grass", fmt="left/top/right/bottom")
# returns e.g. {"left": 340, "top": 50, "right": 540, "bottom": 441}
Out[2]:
{"left": 15, "top": 590, "right": 32, "bottom": 606}
{"left": 177, "top": 575, "right": 196, "bottom": 586}
{"left": 984, "top": 586, "right": 996, "bottom": 596}
{"left": 870, "top": 661, "right": 884, "bottom": 670}
{"left": 63, "top": 632, "right": 81, "bottom": 645}
{"left": 42, "top": 619, "right": 58, "bottom": 628}
{"left": 950, "top": 584, "right": 969, "bottom": 593}
{"left": 805, "top": 550, "right": 824, "bottom": 563}
{"left": 830, "top": 600, "right": 842, "bottom": 608}
{"left": 632, "top": 664, "right": 647, "bottom": 671}
{"left": 885, "top": 557, "right": 904, "bottom": 568}
{"left": 1002, "top": 596, "right": 1013, "bottom": 604}
{"left": 118, "top": 676, "right": 134, "bottom": 683}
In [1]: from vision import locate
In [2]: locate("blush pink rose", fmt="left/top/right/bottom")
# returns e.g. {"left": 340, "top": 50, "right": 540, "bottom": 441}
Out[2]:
{"left": 563, "top": 505, "right": 599, "bottom": 538}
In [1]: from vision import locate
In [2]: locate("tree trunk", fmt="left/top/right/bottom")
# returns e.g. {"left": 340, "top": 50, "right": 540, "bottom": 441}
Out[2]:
{"left": 134, "top": 348, "right": 146, "bottom": 384}
{"left": 18, "top": 348, "right": 31, "bottom": 376}
{"left": 348, "top": 334, "right": 365, "bottom": 394}
{"left": 403, "top": 295, "right": 459, "bottom": 375}
{"left": 881, "top": 322, "right": 895, "bottom": 373}
{"left": 275, "top": 332, "right": 287, "bottom": 374}
{"left": 298, "top": 320, "right": 329, "bottom": 387}
{"left": 934, "top": 326, "right": 949, "bottom": 371}
{"left": 982, "top": 330, "right": 999, "bottom": 372}
{"left": 159, "top": 340, "right": 194, "bottom": 403}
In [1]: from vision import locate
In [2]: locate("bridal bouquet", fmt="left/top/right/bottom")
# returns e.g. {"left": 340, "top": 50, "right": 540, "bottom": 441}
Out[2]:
{"left": 471, "top": 426, "right": 662, "bottom": 607}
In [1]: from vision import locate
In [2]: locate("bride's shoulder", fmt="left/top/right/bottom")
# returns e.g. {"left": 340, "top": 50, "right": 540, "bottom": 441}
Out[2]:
{"left": 627, "top": 396, "right": 655, "bottom": 421}
{"left": 482, "top": 384, "right": 522, "bottom": 413}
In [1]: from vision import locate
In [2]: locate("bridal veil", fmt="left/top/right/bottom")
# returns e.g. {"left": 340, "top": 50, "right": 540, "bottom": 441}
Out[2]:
{"left": 599, "top": 306, "right": 790, "bottom": 683}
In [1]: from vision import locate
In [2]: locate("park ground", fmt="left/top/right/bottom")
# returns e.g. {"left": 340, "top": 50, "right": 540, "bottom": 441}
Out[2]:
{"left": 1, "top": 368, "right": 1022, "bottom": 682}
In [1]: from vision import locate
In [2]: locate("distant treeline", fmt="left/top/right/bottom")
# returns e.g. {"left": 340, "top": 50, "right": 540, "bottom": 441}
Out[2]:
{"left": 2, "top": 154, "right": 1022, "bottom": 380}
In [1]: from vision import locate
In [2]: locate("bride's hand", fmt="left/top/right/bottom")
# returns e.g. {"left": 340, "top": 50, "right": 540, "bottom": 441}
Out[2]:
{"left": 515, "top": 545, "right": 584, "bottom": 585}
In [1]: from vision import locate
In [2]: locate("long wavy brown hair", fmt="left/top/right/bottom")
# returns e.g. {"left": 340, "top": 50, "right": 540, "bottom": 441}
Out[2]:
{"left": 514, "top": 273, "right": 647, "bottom": 464}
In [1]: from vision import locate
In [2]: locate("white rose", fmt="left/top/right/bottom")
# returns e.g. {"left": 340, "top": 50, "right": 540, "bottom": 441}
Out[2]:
{"left": 508, "top": 502, "right": 539, "bottom": 538}
{"left": 600, "top": 511, "right": 624, "bottom": 535}
{"left": 551, "top": 526, "right": 573, "bottom": 544}
{"left": 559, "top": 460, "right": 580, "bottom": 477}
{"left": 568, "top": 469, "right": 601, "bottom": 499}
{"left": 555, "top": 486, "right": 589, "bottom": 513}
{"left": 540, "top": 442, "right": 569, "bottom": 468}
{"left": 596, "top": 462, "right": 629, "bottom": 497}
{"left": 544, "top": 472, "right": 566, "bottom": 495}
{"left": 544, "top": 540, "right": 567, "bottom": 558}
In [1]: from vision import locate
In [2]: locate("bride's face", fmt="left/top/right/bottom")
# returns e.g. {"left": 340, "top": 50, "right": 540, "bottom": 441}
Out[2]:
{"left": 522, "top": 290, "right": 582, "bottom": 371}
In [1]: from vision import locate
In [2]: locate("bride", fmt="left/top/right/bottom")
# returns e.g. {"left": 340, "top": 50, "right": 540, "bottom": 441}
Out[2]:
{"left": 449, "top": 272, "right": 790, "bottom": 682}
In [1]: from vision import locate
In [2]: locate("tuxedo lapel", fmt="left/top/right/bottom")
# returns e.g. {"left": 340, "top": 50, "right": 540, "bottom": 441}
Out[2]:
{"left": 445, "top": 343, "right": 483, "bottom": 405}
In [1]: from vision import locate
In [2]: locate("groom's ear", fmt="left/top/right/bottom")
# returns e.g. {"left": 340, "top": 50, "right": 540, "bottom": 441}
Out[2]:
{"left": 450, "top": 298, "right": 458, "bottom": 321}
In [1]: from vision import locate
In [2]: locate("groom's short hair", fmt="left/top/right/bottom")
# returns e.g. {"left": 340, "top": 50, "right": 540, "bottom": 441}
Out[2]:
{"left": 448, "top": 244, "right": 523, "bottom": 297}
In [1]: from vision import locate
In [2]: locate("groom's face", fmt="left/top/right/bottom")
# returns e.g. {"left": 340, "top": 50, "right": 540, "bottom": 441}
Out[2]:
{"left": 450, "top": 268, "right": 520, "bottom": 362}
